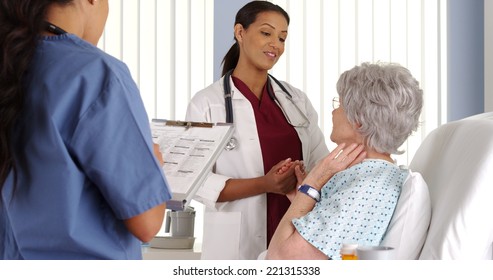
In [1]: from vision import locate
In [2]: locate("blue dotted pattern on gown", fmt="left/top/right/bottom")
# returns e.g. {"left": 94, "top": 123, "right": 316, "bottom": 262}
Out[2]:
{"left": 292, "top": 159, "right": 408, "bottom": 260}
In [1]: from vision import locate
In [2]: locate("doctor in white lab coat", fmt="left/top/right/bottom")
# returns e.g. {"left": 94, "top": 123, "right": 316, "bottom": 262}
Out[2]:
{"left": 185, "top": 1, "right": 329, "bottom": 259}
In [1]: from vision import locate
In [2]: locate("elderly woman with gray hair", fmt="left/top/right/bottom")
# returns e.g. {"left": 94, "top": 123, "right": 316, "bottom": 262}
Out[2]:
{"left": 267, "top": 62, "right": 424, "bottom": 260}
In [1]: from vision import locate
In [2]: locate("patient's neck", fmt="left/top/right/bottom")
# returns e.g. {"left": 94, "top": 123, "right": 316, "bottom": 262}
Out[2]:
{"left": 365, "top": 149, "right": 394, "bottom": 164}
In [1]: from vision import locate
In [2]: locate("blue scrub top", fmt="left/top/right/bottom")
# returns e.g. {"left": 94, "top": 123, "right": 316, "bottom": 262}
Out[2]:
{"left": 0, "top": 34, "right": 171, "bottom": 259}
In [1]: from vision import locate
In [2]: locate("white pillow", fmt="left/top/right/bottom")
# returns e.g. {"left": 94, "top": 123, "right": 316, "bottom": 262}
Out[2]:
{"left": 381, "top": 170, "right": 431, "bottom": 259}
{"left": 257, "top": 250, "right": 267, "bottom": 260}
{"left": 410, "top": 118, "right": 493, "bottom": 259}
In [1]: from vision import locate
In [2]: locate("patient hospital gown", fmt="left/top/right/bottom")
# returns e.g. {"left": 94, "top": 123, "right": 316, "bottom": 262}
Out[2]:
{"left": 292, "top": 159, "right": 408, "bottom": 260}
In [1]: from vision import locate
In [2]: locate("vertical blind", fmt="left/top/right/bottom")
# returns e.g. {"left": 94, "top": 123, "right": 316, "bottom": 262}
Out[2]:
{"left": 99, "top": 0, "right": 214, "bottom": 122}
{"left": 269, "top": 0, "right": 447, "bottom": 165}
{"left": 99, "top": 0, "right": 446, "bottom": 166}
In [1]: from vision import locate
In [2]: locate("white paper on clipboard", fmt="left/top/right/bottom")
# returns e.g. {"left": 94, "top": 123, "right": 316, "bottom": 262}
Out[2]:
{"left": 151, "top": 119, "right": 234, "bottom": 210}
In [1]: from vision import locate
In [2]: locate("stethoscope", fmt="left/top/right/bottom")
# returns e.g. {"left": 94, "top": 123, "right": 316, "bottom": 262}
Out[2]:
{"left": 222, "top": 69, "right": 302, "bottom": 151}
{"left": 45, "top": 21, "right": 67, "bottom": 35}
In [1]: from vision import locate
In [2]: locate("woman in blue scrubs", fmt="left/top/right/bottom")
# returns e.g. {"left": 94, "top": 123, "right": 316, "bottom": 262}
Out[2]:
{"left": 0, "top": 0, "right": 172, "bottom": 259}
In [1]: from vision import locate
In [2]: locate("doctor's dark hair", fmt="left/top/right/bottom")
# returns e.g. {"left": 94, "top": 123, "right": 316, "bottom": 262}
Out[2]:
{"left": 337, "top": 62, "right": 423, "bottom": 155}
{"left": 0, "top": 0, "right": 73, "bottom": 189}
{"left": 221, "top": 0, "right": 290, "bottom": 76}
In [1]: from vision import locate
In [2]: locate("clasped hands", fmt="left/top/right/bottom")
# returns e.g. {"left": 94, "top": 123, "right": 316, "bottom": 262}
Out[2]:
{"left": 273, "top": 143, "right": 366, "bottom": 201}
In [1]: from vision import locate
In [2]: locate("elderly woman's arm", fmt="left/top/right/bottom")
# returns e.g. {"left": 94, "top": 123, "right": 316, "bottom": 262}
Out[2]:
{"left": 267, "top": 143, "right": 366, "bottom": 260}
{"left": 266, "top": 192, "right": 328, "bottom": 259}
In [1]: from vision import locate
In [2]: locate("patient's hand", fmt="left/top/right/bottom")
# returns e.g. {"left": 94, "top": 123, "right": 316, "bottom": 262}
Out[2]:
{"left": 277, "top": 160, "right": 304, "bottom": 175}
{"left": 285, "top": 164, "right": 306, "bottom": 202}
{"left": 303, "top": 143, "right": 366, "bottom": 190}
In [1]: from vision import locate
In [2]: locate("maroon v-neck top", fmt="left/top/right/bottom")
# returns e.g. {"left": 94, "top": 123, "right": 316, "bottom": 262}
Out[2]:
{"left": 232, "top": 76, "right": 303, "bottom": 246}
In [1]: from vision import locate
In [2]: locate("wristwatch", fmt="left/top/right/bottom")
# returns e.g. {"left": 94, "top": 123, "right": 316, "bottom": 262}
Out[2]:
{"left": 297, "top": 184, "right": 321, "bottom": 202}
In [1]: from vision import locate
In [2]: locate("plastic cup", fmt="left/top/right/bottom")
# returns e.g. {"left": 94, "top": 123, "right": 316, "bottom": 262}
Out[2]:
{"left": 356, "top": 246, "right": 395, "bottom": 260}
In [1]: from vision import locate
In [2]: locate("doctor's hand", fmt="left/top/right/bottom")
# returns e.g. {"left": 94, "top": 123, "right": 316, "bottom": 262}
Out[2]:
{"left": 263, "top": 159, "right": 301, "bottom": 195}
{"left": 302, "top": 143, "right": 366, "bottom": 191}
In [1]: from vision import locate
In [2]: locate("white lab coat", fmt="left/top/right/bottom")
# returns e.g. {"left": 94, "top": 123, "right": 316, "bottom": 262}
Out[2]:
{"left": 185, "top": 75, "right": 329, "bottom": 259}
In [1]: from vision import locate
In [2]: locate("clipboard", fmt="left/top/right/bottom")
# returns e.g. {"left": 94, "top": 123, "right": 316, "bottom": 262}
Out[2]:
{"left": 151, "top": 119, "right": 234, "bottom": 211}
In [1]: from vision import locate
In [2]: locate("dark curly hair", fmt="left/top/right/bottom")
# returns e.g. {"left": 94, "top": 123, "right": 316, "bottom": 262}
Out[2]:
{"left": 0, "top": 0, "right": 72, "bottom": 191}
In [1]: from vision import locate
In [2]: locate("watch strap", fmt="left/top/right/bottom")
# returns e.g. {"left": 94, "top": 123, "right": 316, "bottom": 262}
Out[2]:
{"left": 297, "top": 184, "right": 321, "bottom": 202}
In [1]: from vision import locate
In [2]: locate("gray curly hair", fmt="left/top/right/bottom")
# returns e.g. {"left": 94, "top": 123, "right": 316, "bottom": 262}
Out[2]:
{"left": 336, "top": 62, "right": 423, "bottom": 155}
